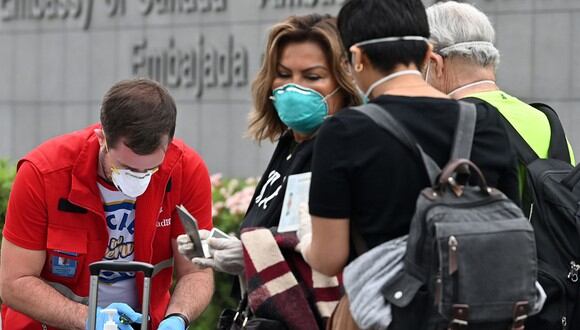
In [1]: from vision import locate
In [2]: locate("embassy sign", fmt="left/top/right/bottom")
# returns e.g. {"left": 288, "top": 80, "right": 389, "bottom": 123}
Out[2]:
{"left": 0, "top": 0, "right": 568, "bottom": 102}
{"left": 0, "top": 0, "right": 351, "bottom": 100}
{"left": 0, "top": 0, "right": 227, "bottom": 30}
{"left": 0, "top": 0, "right": 577, "bottom": 177}
{"left": 0, "top": 0, "right": 247, "bottom": 100}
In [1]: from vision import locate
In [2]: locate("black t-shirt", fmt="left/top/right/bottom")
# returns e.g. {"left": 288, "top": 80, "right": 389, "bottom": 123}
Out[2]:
{"left": 309, "top": 95, "right": 519, "bottom": 252}
{"left": 241, "top": 132, "right": 315, "bottom": 230}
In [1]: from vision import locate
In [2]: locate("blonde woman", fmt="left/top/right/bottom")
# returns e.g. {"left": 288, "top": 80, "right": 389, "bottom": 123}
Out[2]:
{"left": 178, "top": 14, "right": 361, "bottom": 329}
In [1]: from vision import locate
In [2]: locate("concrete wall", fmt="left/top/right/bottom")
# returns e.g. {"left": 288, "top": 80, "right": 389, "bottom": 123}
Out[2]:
{"left": 0, "top": 0, "right": 578, "bottom": 177}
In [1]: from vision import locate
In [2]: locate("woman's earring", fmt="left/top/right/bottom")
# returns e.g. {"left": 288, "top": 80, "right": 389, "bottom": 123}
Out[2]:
{"left": 354, "top": 63, "right": 364, "bottom": 72}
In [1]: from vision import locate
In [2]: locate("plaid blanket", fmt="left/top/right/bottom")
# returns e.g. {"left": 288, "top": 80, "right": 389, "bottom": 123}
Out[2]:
{"left": 241, "top": 228, "right": 342, "bottom": 330}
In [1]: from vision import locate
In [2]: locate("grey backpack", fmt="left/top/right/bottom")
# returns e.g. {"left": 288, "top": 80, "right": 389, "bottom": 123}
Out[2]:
{"left": 353, "top": 102, "right": 538, "bottom": 330}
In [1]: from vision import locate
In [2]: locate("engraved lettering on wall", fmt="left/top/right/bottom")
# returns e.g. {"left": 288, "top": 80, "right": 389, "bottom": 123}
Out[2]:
{"left": 260, "top": 0, "right": 345, "bottom": 9}
{"left": 1, "top": 0, "right": 93, "bottom": 30}
{"left": 139, "top": 0, "right": 227, "bottom": 15}
{"left": 132, "top": 36, "right": 249, "bottom": 99}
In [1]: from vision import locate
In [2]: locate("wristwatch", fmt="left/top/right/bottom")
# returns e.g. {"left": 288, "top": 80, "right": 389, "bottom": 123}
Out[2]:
{"left": 163, "top": 312, "right": 190, "bottom": 327}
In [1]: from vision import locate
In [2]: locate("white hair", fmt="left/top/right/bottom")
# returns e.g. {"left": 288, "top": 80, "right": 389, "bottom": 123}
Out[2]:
{"left": 427, "top": 1, "right": 500, "bottom": 68}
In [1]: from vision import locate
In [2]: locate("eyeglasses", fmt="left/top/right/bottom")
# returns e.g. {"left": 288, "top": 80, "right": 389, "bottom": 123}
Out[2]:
{"left": 104, "top": 138, "right": 160, "bottom": 178}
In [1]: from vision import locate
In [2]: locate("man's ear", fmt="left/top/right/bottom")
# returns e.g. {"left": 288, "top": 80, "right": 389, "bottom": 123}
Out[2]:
{"left": 349, "top": 45, "right": 366, "bottom": 72}
{"left": 431, "top": 52, "right": 445, "bottom": 79}
{"left": 94, "top": 128, "right": 105, "bottom": 147}
{"left": 422, "top": 43, "right": 433, "bottom": 70}
{"left": 423, "top": 43, "right": 445, "bottom": 78}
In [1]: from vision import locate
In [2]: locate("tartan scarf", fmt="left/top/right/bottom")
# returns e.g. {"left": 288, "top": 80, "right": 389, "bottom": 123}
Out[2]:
{"left": 241, "top": 227, "right": 342, "bottom": 330}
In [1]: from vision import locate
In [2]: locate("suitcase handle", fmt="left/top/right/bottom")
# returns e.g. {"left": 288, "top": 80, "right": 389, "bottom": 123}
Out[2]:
{"left": 89, "top": 261, "right": 155, "bottom": 277}
{"left": 88, "top": 261, "right": 155, "bottom": 330}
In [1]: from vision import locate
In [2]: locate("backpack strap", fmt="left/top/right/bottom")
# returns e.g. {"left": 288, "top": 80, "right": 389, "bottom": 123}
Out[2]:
{"left": 351, "top": 103, "right": 440, "bottom": 185}
{"left": 463, "top": 96, "right": 538, "bottom": 165}
{"left": 351, "top": 101, "right": 477, "bottom": 185}
{"left": 529, "top": 103, "right": 571, "bottom": 163}
{"left": 450, "top": 102, "right": 477, "bottom": 161}
{"left": 500, "top": 118, "right": 539, "bottom": 165}
{"left": 500, "top": 102, "right": 570, "bottom": 166}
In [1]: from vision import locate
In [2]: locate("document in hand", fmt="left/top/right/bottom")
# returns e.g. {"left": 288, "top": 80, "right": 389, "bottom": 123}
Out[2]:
{"left": 278, "top": 172, "right": 311, "bottom": 233}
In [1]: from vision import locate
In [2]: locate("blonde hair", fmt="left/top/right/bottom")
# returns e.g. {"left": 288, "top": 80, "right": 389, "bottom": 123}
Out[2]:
{"left": 248, "top": 14, "right": 362, "bottom": 142}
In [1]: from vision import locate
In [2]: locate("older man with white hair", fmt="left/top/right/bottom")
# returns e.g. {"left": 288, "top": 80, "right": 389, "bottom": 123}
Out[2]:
{"left": 425, "top": 1, "right": 573, "bottom": 166}
{"left": 426, "top": 2, "right": 576, "bottom": 330}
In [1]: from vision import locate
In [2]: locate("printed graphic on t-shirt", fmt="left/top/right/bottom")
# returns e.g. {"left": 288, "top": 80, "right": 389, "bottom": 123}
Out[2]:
{"left": 97, "top": 181, "right": 138, "bottom": 307}
{"left": 254, "top": 170, "right": 282, "bottom": 210}
{"left": 101, "top": 201, "right": 136, "bottom": 282}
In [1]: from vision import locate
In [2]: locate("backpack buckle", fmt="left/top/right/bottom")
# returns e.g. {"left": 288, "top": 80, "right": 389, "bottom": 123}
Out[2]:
{"left": 511, "top": 301, "right": 529, "bottom": 330}
{"left": 447, "top": 176, "right": 465, "bottom": 197}
{"left": 448, "top": 304, "right": 469, "bottom": 329}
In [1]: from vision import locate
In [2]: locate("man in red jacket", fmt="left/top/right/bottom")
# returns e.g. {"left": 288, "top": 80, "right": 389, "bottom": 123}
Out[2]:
{"left": 0, "top": 78, "right": 213, "bottom": 330}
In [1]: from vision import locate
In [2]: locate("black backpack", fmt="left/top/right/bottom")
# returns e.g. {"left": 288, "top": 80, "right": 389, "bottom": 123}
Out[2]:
{"left": 353, "top": 102, "right": 539, "bottom": 330}
{"left": 495, "top": 102, "right": 580, "bottom": 330}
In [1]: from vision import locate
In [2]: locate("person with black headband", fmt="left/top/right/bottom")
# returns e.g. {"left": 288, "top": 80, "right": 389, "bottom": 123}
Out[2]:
{"left": 297, "top": 0, "right": 519, "bottom": 328}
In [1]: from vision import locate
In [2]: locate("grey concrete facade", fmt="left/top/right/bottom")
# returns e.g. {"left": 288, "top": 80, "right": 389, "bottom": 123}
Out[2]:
{"left": 0, "top": 0, "right": 578, "bottom": 177}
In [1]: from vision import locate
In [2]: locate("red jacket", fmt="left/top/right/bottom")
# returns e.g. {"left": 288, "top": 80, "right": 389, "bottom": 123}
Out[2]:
{"left": 2, "top": 124, "right": 212, "bottom": 329}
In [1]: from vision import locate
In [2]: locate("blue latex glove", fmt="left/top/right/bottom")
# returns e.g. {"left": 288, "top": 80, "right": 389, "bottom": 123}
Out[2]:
{"left": 86, "top": 303, "right": 142, "bottom": 330}
{"left": 158, "top": 315, "right": 186, "bottom": 330}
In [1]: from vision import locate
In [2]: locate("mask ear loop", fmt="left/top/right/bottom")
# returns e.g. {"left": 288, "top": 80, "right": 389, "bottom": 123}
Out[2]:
{"left": 350, "top": 48, "right": 364, "bottom": 73}
{"left": 324, "top": 87, "right": 341, "bottom": 100}
{"left": 100, "top": 131, "right": 109, "bottom": 153}
{"left": 98, "top": 133, "right": 117, "bottom": 185}
{"left": 101, "top": 132, "right": 120, "bottom": 175}
{"left": 322, "top": 87, "right": 341, "bottom": 117}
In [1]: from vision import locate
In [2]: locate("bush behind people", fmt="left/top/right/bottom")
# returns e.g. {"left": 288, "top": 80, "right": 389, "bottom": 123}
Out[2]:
{"left": 0, "top": 159, "right": 16, "bottom": 234}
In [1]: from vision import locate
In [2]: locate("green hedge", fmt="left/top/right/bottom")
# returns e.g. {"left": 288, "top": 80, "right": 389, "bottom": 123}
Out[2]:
{"left": 0, "top": 161, "right": 256, "bottom": 329}
{"left": 0, "top": 159, "right": 16, "bottom": 237}
{"left": 192, "top": 174, "right": 257, "bottom": 329}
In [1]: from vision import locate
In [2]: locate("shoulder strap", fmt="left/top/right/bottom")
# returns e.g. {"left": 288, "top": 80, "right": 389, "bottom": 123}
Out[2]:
{"left": 464, "top": 96, "right": 540, "bottom": 165}
{"left": 496, "top": 114, "right": 539, "bottom": 166}
{"left": 529, "top": 103, "right": 571, "bottom": 163}
{"left": 463, "top": 95, "right": 539, "bottom": 165}
{"left": 352, "top": 102, "right": 477, "bottom": 185}
{"left": 450, "top": 102, "right": 477, "bottom": 161}
{"left": 501, "top": 103, "right": 570, "bottom": 165}
{"left": 351, "top": 103, "right": 440, "bottom": 185}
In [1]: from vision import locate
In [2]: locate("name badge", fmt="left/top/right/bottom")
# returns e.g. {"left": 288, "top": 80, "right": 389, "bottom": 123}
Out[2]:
{"left": 51, "top": 255, "right": 78, "bottom": 278}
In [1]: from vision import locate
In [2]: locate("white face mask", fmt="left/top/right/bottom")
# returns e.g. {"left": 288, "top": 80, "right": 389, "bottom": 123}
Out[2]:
{"left": 111, "top": 167, "right": 157, "bottom": 198}
{"left": 351, "top": 36, "right": 430, "bottom": 99}
{"left": 353, "top": 35, "right": 430, "bottom": 48}
{"left": 101, "top": 131, "right": 161, "bottom": 198}
{"left": 364, "top": 70, "right": 423, "bottom": 98}
{"left": 437, "top": 41, "right": 495, "bottom": 55}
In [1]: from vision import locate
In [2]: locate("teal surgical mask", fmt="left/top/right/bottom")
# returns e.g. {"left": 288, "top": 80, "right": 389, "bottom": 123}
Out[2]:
{"left": 271, "top": 83, "right": 339, "bottom": 134}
